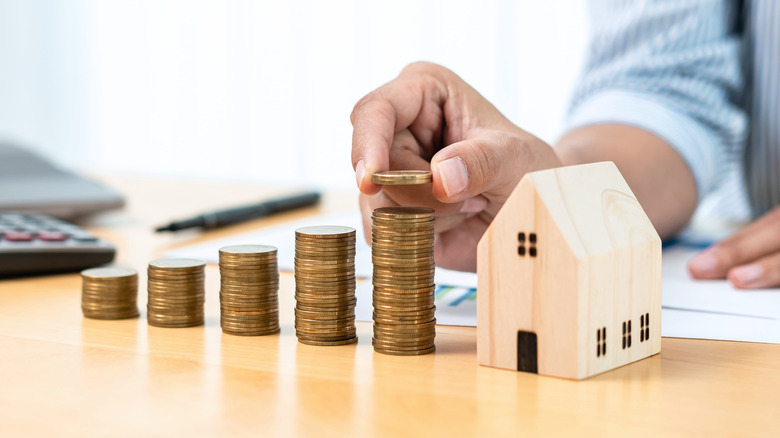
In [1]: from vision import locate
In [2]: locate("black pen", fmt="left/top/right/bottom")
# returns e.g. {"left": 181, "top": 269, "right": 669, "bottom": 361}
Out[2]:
{"left": 155, "top": 191, "right": 321, "bottom": 232}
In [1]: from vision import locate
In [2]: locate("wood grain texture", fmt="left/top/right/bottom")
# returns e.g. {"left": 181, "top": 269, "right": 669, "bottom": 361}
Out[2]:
{"left": 478, "top": 162, "right": 662, "bottom": 379}
{"left": 1, "top": 175, "right": 778, "bottom": 437}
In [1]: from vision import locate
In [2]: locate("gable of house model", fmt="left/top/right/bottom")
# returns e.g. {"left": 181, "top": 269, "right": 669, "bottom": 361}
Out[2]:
{"left": 528, "top": 161, "right": 658, "bottom": 259}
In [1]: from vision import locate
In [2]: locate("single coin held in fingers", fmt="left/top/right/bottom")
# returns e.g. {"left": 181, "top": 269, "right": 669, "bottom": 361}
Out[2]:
{"left": 372, "top": 170, "right": 433, "bottom": 185}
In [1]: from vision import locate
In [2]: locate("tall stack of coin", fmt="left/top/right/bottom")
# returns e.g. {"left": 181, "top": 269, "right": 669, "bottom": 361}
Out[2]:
{"left": 219, "top": 244, "right": 280, "bottom": 336}
{"left": 81, "top": 267, "right": 139, "bottom": 320}
{"left": 147, "top": 258, "right": 206, "bottom": 328}
{"left": 294, "top": 225, "right": 357, "bottom": 346}
{"left": 371, "top": 206, "right": 436, "bottom": 355}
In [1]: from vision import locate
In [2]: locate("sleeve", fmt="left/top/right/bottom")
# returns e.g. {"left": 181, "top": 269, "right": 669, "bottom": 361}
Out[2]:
{"left": 565, "top": 0, "right": 747, "bottom": 200}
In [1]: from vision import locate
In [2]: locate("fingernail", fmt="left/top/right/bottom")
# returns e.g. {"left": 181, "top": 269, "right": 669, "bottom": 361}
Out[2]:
{"left": 689, "top": 250, "right": 718, "bottom": 274}
{"left": 459, "top": 196, "right": 487, "bottom": 214}
{"left": 355, "top": 160, "right": 366, "bottom": 189}
{"left": 731, "top": 264, "right": 764, "bottom": 285}
{"left": 438, "top": 157, "right": 468, "bottom": 197}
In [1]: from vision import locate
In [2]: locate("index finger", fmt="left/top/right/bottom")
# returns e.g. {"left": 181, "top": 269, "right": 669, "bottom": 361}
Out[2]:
{"left": 688, "top": 208, "right": 780, "bottom": 279}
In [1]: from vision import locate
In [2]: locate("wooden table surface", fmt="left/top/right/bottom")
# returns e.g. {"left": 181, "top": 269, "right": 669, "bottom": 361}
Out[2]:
{"left": 1, "top": 175, "right": 779, "bottom": 437}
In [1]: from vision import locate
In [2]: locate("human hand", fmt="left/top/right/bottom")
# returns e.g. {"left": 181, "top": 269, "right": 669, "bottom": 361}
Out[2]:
{"left": 350, "top": 62, "right": 561, "bottom": 272}
{"left": 688, "top": 207, "right": 780, "bottom": 288}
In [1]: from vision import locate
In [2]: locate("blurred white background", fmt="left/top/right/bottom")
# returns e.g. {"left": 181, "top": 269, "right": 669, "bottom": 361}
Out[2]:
{"left": 0, "top": 0, "right": 588, "bottom": 190}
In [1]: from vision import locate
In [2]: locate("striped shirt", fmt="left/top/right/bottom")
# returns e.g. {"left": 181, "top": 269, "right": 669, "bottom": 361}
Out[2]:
{"left": 566, "top": 0, "right": 779, "bottom": 220}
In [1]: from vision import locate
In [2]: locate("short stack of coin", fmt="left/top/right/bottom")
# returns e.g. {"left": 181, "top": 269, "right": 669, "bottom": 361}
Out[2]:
{"left": 219, "top": 244, "right": 280, "bottom": 336}
{"left": 147, "top": 258, "right": 206, "bottom": 328}
{"left": 371, "top": 206, "right": 436, "bottom": 355}
{"left": 294, "top": 225, "right": 357, "bottom": 346}
{"left": 81, "top": 267, "right": 140, "bottom": 320}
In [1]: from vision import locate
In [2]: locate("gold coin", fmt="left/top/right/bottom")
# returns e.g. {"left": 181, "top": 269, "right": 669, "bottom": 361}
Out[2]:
{"left": 295, "top": 328, "right": 357, "bottom": 338}
{"left": 148, "top": 320, "right": 204, "bottom": 328}
{"left": 371, "top": 224, "right": 434, "bottom": 233}
{"left": 374, "top": 321, "right": 436, "bottom": 332}
{"left": 297, "top": 337, "right": 358, "bottom": 346}
{"left": 296, "top": 303, "right": 356, "bottom": 312}
{"left": 81, "top": 266, "right": 138, "bottom": 279}
{"left": 293, "top": 257, "right": 355, "bottom": 266}
{"left": 222, "top": 327, "right": 280, "bottom": 336}
{"left": 148, "top": 258, "right": 206, "bottom": 270}
{"left": 219, "top": 244, "right": 277, "bottom": 255}
{"left": 82, "top": 310, "right": 140, "bottom": 320}
{"left": 372, "top": 335, "right": 436, "bottom": 346}
{"left": 295, "top": 225, "right": 356, "bottom": 237}
{"left": 372, "top": 170, "right": 432, "bottom": 185}
{"left": 373, "top": 205, "right": 433, "bottom": 216}
{"left": 372, "top": 340, "right": 436, "bottom": 349}
{"left": 372, "top": 345, "right": 436, "bottom": 356}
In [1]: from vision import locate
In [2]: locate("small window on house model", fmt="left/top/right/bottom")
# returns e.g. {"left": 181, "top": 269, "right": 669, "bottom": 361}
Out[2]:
{"left": 596, "top": 327, "right": 606, "bottom": 358}
{"left": 518, "top": 232, "right": 538, "bottom": 257}
{"left": 622, "top": 320, "right": 632, "bottom": 349}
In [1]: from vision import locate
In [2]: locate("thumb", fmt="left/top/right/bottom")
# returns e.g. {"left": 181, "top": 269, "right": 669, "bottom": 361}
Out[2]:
{"left": 431, "top": 136, "right": 531, "bottom": 203}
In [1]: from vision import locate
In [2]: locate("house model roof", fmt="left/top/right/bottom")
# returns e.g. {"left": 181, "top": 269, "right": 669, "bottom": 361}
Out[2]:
{"left": 512, "top": 161, "right": 658, "bottom": 259}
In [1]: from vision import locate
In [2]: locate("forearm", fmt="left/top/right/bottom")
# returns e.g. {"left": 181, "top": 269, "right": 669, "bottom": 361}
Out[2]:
{"left": 555, "top": 124, "right": 698, "bottom": 239}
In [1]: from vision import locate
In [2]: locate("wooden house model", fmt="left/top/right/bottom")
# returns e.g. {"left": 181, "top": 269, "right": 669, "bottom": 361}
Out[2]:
{"left": 476, "top": 162, "right": 662, "bottom": 380}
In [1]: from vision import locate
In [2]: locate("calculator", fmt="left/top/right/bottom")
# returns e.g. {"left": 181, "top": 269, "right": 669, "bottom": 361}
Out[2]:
{"left": 0, "top": 212, "right": 115, "bottom": 277}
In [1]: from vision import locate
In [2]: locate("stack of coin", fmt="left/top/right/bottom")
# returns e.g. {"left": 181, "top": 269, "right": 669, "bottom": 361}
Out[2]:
{"left": 147, "top": 258, "right": 206, "bottom": 328}
{"left": 294, "top": 225, "right": 357, "bottom": 346}
{"left": 81, "top": 267, "right": 140, "bottom": 320}
{"left": 219, "top": 244, "right": 280, "bottom": 336}
{"left": 371, "top": 206, "right": 436, "bottom": 355}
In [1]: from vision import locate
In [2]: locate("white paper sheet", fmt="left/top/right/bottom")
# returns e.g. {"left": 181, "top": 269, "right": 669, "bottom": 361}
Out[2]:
{"left": 662, "top": 246, "right": 780, "bottom": 320}
{"left": 168, "top": 211, "right": 780, "bottom": 344}
{"left": 661, "top": 308, "right": 780, "bottom": 343}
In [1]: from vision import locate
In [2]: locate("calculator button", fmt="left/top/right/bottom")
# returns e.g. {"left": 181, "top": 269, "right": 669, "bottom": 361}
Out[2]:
{"left": 40, "top": 223, "right": 67, "bottom": 230}
{"left": 38, "top": 231, "right": 68, "bottom": 242}
{"left": 70, "top": 235, "right": 98, "bottom": 242}
{"left": 45, "top": 229, "right": 69, "bottom": 235}
{"left": 4, "top": 231, "right": 34, "bottom": 241}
